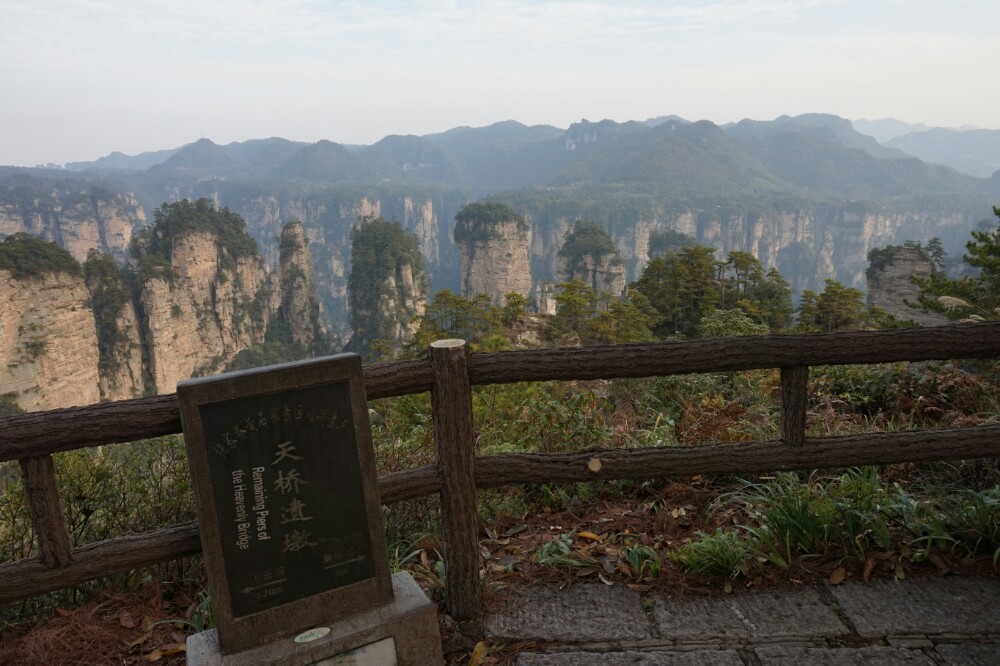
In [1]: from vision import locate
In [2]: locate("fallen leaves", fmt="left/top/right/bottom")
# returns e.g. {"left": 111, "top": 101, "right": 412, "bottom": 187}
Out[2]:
{"left": 863, "top": 558, "right": 876, "bottom": 583}
{"left": 468, "top": 641, "right": 488, "bottom": 666}
{"left": 144, "top": 645, "right": 192, "bottom": 662}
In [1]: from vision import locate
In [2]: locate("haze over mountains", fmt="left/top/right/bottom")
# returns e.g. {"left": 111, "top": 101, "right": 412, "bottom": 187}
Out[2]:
{"left": 2, "top": 112, "right": 998, "bottom": 339}
{"left": 55, "top": 113, "right": 1000, "bottom": 184}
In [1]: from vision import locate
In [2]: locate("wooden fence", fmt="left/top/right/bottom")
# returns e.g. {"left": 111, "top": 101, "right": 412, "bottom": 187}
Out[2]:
{"left": 2, "top": 324, "right": 1000, "bottom": 619}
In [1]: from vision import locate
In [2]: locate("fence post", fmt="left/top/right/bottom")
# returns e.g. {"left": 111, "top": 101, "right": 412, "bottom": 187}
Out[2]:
{"left": 19, "top": 455, "right": 73, "bottom": 568}
{"left": 780, "top": 365, "right": 809, "bottom": 447}
{"left": 429, "top": 339, "right": 481, "bottom": 619}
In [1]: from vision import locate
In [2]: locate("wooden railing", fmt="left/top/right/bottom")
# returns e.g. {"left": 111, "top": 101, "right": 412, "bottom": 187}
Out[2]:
{"left": 3, "top": 324, "right": 1000, "bottom": 618}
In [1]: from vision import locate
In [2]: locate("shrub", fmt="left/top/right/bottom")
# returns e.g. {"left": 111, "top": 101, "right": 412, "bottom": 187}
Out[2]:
{"left": 0, "top": 233, "right": 81, "bottom": 279}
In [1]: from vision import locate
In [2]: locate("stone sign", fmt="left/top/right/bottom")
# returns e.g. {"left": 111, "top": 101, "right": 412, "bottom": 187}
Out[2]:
{"left": 178, "top": 354, "right": 392, "bottom": 655}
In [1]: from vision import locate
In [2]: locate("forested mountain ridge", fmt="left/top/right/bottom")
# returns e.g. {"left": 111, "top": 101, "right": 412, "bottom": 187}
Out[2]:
{"left": 886, "top": 128, "right": 1000, "bottom": 179}
{"left": 2, "top": 113, "right": 997, "bottom": 335}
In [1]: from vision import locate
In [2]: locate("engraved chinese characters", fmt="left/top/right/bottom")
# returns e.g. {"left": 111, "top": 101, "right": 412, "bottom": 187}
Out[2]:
{"left": 199, "top": 383, "right": 375, "bottom": 618}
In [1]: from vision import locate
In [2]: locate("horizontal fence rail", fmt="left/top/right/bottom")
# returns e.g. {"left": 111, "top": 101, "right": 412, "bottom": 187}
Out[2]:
{"left": 1, "top": 323, "right": 999, "bottom": 610}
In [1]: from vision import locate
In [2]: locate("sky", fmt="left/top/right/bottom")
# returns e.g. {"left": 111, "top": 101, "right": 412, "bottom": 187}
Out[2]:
{"left": 2, "top": 0, "right": 999, "bottom": 166}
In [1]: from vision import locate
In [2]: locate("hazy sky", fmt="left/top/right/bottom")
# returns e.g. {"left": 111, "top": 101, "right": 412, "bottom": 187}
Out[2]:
{"left": 3, "top": 0, "right": 998, "bottom": 166}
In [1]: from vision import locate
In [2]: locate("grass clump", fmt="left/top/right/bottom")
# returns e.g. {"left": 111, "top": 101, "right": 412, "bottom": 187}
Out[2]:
{"left": 673, "top": 529, "right": 748, "bottom": 578}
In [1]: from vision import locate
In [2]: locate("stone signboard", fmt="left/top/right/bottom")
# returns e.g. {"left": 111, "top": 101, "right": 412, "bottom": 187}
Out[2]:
{"left": 178, "top": 354, "right": 392, "bottom": 655}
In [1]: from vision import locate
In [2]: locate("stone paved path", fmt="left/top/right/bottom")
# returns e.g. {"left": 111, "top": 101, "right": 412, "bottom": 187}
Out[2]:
{"left": 483, "top": 577, "right": 1000, "bottom": 665}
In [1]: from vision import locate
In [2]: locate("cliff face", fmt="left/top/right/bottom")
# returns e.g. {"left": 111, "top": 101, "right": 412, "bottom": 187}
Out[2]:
{"left": 523, "top": 205, "right": 974, "bottom": 297}
{"left": 140, "top": 231, "right": 269, "bottom": 393}
{"left": 456, "top": 218, "right": 532, "bottom": 304}
{"left": 375, "top": 262, "right": 427, "bottom": 345}
{"left": 559, "top": 253, "right": 627, "bottom": 296}
{"left": 97, "top": 299, "right": 144, "bottom": 401}
{"left": 194, "top": 191, "right": 450, "bottom": 338}
{"left": 204, "top": 184, "right": 979, "bottom": 320}
{"left": 84, "top": 254, "right": 145, "bottom": 401}
{"left": 0, "top": 270, "right": 101, "bottom": 411}
{"left": 278, "top": 221, "right": 323, "bottom": 349}
{"left": 403, "top": 197, "right": 441, "bottom": 267}
{"left": 556, "top": 221, "right": 628, "bottom": 297}
{"left": 0, "top": 189, "right": 144, "bottom": 263}
{"left": 866, "top": 246, "right": 950, "bottom": 326}
{"left": 347, "top": 217, "right": 428, "bottom": 353}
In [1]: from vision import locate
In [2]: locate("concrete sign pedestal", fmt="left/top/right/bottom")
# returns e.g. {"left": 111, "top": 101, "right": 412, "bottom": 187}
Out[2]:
{"left": 187, "top": 572, "right": 442, "bottom": 665}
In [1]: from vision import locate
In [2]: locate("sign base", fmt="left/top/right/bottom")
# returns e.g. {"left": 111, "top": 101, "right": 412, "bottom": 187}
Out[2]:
{"left": 187, "top": 572, "right": 443, "bottom": 666}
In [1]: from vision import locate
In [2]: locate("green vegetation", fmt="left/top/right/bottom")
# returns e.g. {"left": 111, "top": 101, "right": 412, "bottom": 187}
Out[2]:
{"left": 278, "top": 222, "right": 307, "bottom": 254}
{"left": 129, "top": 198, "right": 260, "bottom": 272}
{"left": 867, "top": 241, "right": 939, "bottom": 279}
{"left": 409, "top": 289, "right": 505, "bottom": 351}
{"left": 5, "top": 269, "right": 999, "bottom": 623}
{"left": 453, "top": 201, "right": 526, "bottom": 244}
{"left": 23, "top": 338, "right": 48, "bottom": 360}
{"left": 228, "top": 317, "right": 297, "bottom": 371}
{"left": 0, "top": 393, "right": 23, "bottom": 417}
{"left": 347, "top": 216, "right": 427, "bottom": 357}
{"left": 5, "top": 190, "right": 999, "bottom": 630}
{"left": 648, "top": 229, "right": 697, "bottom": 257}
{"left": 796, "top": 279, "right": 867, "bottom": 332}
{"left": 0, "top": 233, "right": 81, "bottom": 279}
{"left": 558, "top": 220, "right": 621, "bottom": 267}
{"left": 697, "top": 308, "right": 769, "bottom": 338}
{"left": 369, "top": 341, "right": 1000, "bottom": 596}
{"left": 546, "top": 279, "right": 658, "bottom": 344}
{"left": 83, "top": 250, "right": 135, "bottom": 376}
{"left": 629, "top": 245, "right": 793, "bottom": 339}
{"left": 673, "top": 529, "right": 748, "bottom": 578}
{"left": 1, "top": 436, "right": 196, "bottom": 615}
{"left": 914, "top": 206, "right": 1000, "bottom": 321}
{"left": 795, "top": 277, "right": 906, "bottom": 333}
{"left": 631, "top": 246, "right": 719, "bottom": 338}
{"left": 670, "top": 464, "right": 1000, "bottom": 581}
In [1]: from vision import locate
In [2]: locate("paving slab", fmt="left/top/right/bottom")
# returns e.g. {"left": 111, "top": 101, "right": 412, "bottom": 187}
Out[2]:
{"left": 934, "top": 643, "right": 1000, "bottom": 665}
{"left": 485, "top": 584, "right": 651, "bottom": 642}
{"left": 516, "top": 649, "right": 744, "bottom": 665}
{"left": 652, "top": 586, "right": 847, "bottom": 643}
{"left": 826, "top": 578, "right": 1000, "bottom": 639}
{"left": 754, "top": 645, "right": 935, "bottom": 665}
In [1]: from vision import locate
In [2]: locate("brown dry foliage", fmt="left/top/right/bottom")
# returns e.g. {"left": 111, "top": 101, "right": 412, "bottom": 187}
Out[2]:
{"left": 0, "top": 587, "right": 193, "bottom": 665}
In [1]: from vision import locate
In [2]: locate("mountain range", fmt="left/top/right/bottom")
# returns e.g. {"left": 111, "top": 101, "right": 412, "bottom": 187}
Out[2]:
{"left": 58, "top": 114, "right": 1000, "bottom": 182}
{"left": 2, "top": 112, "right": 999, "bottom": 336}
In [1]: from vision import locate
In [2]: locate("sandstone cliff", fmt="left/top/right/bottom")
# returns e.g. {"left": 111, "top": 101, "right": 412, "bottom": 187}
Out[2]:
{"left": 0, "top": 187, "right": 144, "bottom": 263}
{"left": 98, "top": 300, "right": 144, "bottom": 400}
{"left": 278, "top": 221, "right": 324, "bottom": 349}
{"left": 556, "top": 221, "right": 627, "bottom": 297}
{"left": 520, "top": 203, "right": 974, "bottom": 298}
{"left": 129, "top": 199, "right": 271, "bottom": 393}
{"left": 0, "top": 268, "right": 101, "bottom": 412}
{"left": 139, "top": 230, "right": 269, "bottom": 393}
{"left": 454, "top": 202, "right": 532, "bottom": 305}
{"left": 374, "top": 262, "right": 426, "bottom": 346}
{"left": 866, "top": 245, "right": 950, "bottom": 326}
{"left": 210, "top": 186, "right": 980, "bottom": 324}
{"left": 83, "top": 251, "right": 144, "bottom": 401}
{"left": 347, "top": 217, "right": 428, "bottom": 354}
